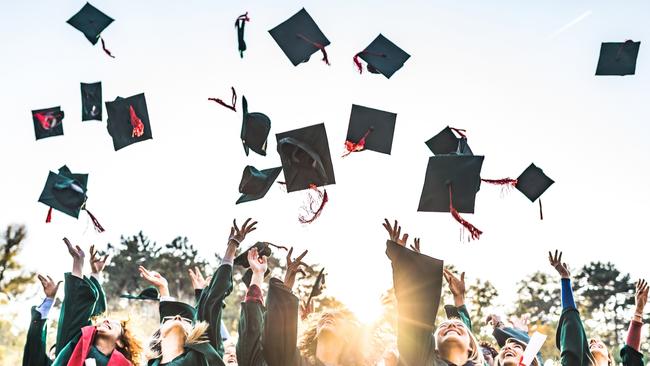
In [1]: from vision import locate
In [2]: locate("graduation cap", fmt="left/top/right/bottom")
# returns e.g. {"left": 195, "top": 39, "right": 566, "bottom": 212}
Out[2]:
{"left": 236, "top": 165, "right": 282, "bottom": 204}
{"left": 343, "top": 104, "right": 397, "bottom": 156}
{"left": 235, "top": 242, "right": 287, "bottom": 287}
{"left": 235, "top": 12, "right": 250, "bottom": 58}
{"left": 305, "top": 268, "right": 326, "bottom": 307}
{"left": 32, "top": 107, "right": 64, "bottom": 140}
{"left": 81, "top": 82, "right": 102, "bottom": 121}
{"left": 418, "top": 155, "right": 484, "bottom": 240}
{"left": 353, "top": 34, "right": 410, "bottom": 79}
{"left": 67, "top": 2, "right": 115, "bottom": 58}
{"left": 105, "top": 93, "right": 152, "bottom": 151}
{"left": 425, "top": 126, "right": 473, "bottom": 156}
{"left": 38, "top": 165, "right": 104, "bottom": 232}
{"left": 595, "top": 40, "right": 641, "bottom": 76}
{"left": 120, "top": 286, "right": 160, "bottom": 301}
{"left": 241, "top": 96, "right": 271, "bottom": 156}
{"left": 515, "top": 163, "right": 554, "bottom": 220}
{"left": 159, "top": 301, "right": 197, "bottom": 323}
{"left": 269, "top": 8, "right": 331, "bottom": 66}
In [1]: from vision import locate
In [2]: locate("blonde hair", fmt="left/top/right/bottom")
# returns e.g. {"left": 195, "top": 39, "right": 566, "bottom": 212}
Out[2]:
{"left": 434, "top": 318, "right": 485, "bottom": 365}
{"left": 146, "top": 321, "right": 210, "bottom": 360}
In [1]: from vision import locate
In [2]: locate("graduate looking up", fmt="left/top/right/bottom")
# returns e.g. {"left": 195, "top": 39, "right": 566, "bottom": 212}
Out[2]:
{"left": 52, "top": 239, "right": 142, "bottom": 366}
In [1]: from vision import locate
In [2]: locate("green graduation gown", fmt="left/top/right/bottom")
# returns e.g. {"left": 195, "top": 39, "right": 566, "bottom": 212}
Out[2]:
{"left": 621, "top": 345, "right": 645, "bottom": 366}
{"left": 236, "top": 299, "right": 266, "bottom": 366}
{"left": 556, "top": 307, "right": 591, "bottom": 366}
{"left": 22, "top": 306, "right": 53, "bottom": 366}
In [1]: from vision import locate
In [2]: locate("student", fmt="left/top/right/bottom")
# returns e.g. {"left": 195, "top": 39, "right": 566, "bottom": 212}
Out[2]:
{"left": 620, "top": 279, "right": 647, "bottom": 366}
{"left": 52, "top": 239, "right": 142, "bottom": 366}
{"left": 381, "top": 219, "right": 485, "bottom": 366}
{"left": 141, "top": 218, "right": 256, "bottom": 366}
{"left": 22, "top": 274, "right": 61, "bottom": 366}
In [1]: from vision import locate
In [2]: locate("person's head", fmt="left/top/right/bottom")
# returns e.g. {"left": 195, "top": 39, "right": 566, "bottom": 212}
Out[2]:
{"left": 434, "top": 318, "right": 484, "bottom": 365}
{"left": 495, "top": 338, "right": 539, "bottom": 366}
{"left": 589, "top": 338, "right": 614, "bottom": 366}
{"left": 223, "top": 339, "right": 238, "bottom": 365}
{"left": 93, "top": 317, "right": 142, "bottom": 365}
{"left": 147, "top": 301, "right": 209, "bottom": 360}
{"left": 479, "top": 341, "right": 498, "bottom": 366}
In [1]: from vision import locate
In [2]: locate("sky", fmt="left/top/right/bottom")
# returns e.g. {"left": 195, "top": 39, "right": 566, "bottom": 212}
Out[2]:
{"left": 1, "top": 0, "right": 650, "bottom": 325}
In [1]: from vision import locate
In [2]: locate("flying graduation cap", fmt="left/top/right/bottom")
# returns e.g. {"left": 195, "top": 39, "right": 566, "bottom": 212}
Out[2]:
{"left": 515, "top": 163, "right": 554, "bottom": 219}
{"left": 269, "top": 8, "right": 331, "bottom": 66}
{"left": 235, "top": 12, "right": 250, "bottom": 58}
{"left": 425, "top": 126, "right": 473, "bottom": 156}
{"left": 38, "top": 165, "right": 105, "bottom": 232}
{"left": 235, "top": 241, "right": 288, "bottom": 287}
{"left": 305, "top": 268, "right": 326, "bottom": 307}
{"left": 81, "top": 82, "right": 102, "bottom": 121}
{"left": 343, "top": 104, "right": 397, "bottom": 157}
{"left": 32, "top": 106, "right": 64, "bottom": 140}
{"left": 241, "top": 96, "right": 271, "bottom": 156}
{"left": 353, "top": 34, "right": 410, "bottom": 78}
{"left": 236, "top": 165, "right": 283, "bottom": 204}
{"left": 120, "top": 286, "right": 160, "bottom": 301}
{"left": 67, "top": 2, "right": 115, "bottom": 58}
{"left": 105, "top": 93, "right": 152, "bottom": 151}
{"left": 595, "top": 40, "right": 641, "bottom": 76}
{"left": 418, "top": 155, "right": 484, "bottom": 240}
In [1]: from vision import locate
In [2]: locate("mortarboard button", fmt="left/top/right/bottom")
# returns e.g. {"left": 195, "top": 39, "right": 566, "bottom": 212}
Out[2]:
{"left": 425, "top": 126, "right": 473, "bottom": 156}
{"left": 67, "top": 2, "right": 115, "bottom": 57}
{"left": 241, "top": 96, "right": 271, "bottom": 156}
{"left": 236, "top": 165, "right": 282, "bottom": 204}
{"left": 269, "top": 8, "right": 331, "bottom": 66}
{"left": 32, "top": 107, "right": 64, "bottom": 140}
{"left": 105, "top": 93, "right": 152, "bottom": 151}
{"left": 344, "top": 104, "right": 397, "bottom": 156}
{"left": 595, "top": 40, "right": 641, "bottom": 76}
{"left": 353, "top": 34, "right": 410, "bottom": 79}
{"left": 81, "top": 82, "right": 102, "bottom": 121}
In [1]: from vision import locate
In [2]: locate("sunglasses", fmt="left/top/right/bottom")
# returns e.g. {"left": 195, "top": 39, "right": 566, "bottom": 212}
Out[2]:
{"left": 161, "top": 316, "right": 193, "bottom": 325}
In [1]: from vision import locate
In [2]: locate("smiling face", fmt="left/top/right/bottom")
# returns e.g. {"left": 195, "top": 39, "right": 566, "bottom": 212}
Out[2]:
{"left": 497, "top": 339, "right": 525, "bottom": 366}
{"left": 589, "top": 338, "right": 610, "bottom": 362}
{"left": 160, "top": 315, "right": 193, "bottom": 338}
{"left": 223, "top": 341, "right": 238, "bottom": 365}
{"left": 435, "top": 319, "right": 471, "bottom": 352}
{"left": 95, "top": 318, "right": 123, "bottom": 343}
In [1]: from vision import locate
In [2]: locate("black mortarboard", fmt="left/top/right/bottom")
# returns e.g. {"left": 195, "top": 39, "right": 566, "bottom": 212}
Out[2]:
{"left": 120, "top": 286, "right": 160, "bottom": 301}
{"left": 306, "top": 268, "right": 326, "bottom": 306}
{"left": 345, "top": 104, "right": 397, "bottom": 155}
{"left": 425, "top": 126, "right": 473, "bottom": 156}
{"left": 105, "top": 93, "right": 152, "bottom": 151}
{"left": 38, "top": 166, "right": 88, "bottom": 219}
{"left": 236, "top": 165, "right": 282, "bottom": 204}
{"left": 32, "top": 107, "right": 64, "bottom": 140}
{"left": 515, "top": 164, "right": 554, "bottom": 203}
{"left": 241, "top": 96, "right": 271, "bottom": 156}
{"left": 159, "top": 301, "right": 196, "bottom": 323}
{"left": 595, "top": 41, "right": 641, "bottom": 76}
{"left": 418, "top": 155, "right": 484, "bottom": 213}
{"left": 276, "top": 123, "right": 335, "bottom": 192}
{"left": 81, "top": 82, "right": 102, "bottom": 121}
{"left": 67, "top": 3, "right": 114, "bottom": 45}
{"left": 235, "top": 242, "right": 284, "bottom": 287}
{"left": 269, "top": 8, "right": 331, "bottom": 66}
{"left": 354, "top": 34, "right": 410, "bottom": 79}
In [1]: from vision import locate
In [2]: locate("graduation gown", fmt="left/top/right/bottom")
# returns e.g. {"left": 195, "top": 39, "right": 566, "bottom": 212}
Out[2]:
{"left": 22, "top": 306, "right": 53, "bottom": 366}
{"left": 147, "top": 343, "right": 223, "bottom": 366}
{"left": 620, "top": 345, "right": 645, "bottom": 366}
{"left": 236, "top": 299, "right": 266, "bottom": 366}
{"left": 555, "top": 307, "right": 591, "bottom": 366}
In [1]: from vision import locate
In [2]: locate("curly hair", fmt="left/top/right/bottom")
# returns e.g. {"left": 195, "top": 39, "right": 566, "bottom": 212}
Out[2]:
{"left": 116, "top": 319, "right": 143, "bottom": 366}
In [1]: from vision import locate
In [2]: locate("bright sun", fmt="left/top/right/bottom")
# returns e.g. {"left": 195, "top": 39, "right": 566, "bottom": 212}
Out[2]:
{"left": 345, "top": 295, "right": 386, "bottom": 325}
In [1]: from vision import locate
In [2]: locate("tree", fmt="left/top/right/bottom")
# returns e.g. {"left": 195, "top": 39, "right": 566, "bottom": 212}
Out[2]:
{"left": 513, "top": 271, "right": 561, "bottom": 325}
{"left": 467, "top": 279, "right": 498, "bottom": 340}
{"left": 0, "top": 225, "right": 34, "bottom": 300}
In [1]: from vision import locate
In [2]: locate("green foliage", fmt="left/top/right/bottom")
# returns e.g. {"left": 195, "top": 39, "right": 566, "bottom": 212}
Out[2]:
{"left": 513, "top": 271, "right": 561, "bottom": 324}
{"left": 0, "top": 225, "right": 35, "bottom": 300}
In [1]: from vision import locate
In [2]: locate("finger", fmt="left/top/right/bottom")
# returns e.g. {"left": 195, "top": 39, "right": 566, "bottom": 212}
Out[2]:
{"left": 554, "top": 249, "right": 558, "bottom": 263}
{"left": 47, "top": 275, "right": 54, "bottom": 284}
{"left": 75, "top": 245, "right": 84, "bottom": 256}
{"left": 396, "top": 225, "right": 401, "bottom": 240}
{"left": 287, "top": 247, "right": 294, "bottom": 262}
{"left": 247, "top": 227, "right": 257, "bottom": 233}
{"left": 548, "top": 251, "right": 552, "bottom": 263}
{"left": 55, "top": 281, "right": 62, "bottom": 289}
{"left": 37, "top": 274, "right": 46, "bottom": 285}
{"left": 460, "top": 272, "right": 466, "bottom": 283}
{"left": 296, "top": 249, "right": 309, "bottom": 262}
{"left": 246, "top": 221, "right": 258, "bottom": 233}
{"left": 233, "top": 219, "right": 240, "bottom": 233}
{"left": 402, "top": 233, "right": 409, "bottom": 243}
{"left": 241, "top": 218, "right": 252, "bottom": 231}
{"left": 558, "top": 251, "right": 563, "bottom": 264}
{"left": 90, "top": 244, "right": 95, "bottom": 256}
{"left": 102, "top": 254, "right": 109, "bottom": 263}
{"left": 63, "top": 237, "right": 73, "bottom": 252}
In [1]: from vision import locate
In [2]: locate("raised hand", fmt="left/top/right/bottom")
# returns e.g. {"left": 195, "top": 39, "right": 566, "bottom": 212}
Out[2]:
{"left": 63, "top": 238, "right": 85, "bottom": 277}
{"left": 139, "top": 265, "right": 170, "bottom": 297}
{"left": 248, "top": 247, "right": 268, "bottom": 275}
{"left": 635, "top": 279, "right": 648, "bottom": 317}
{"left": 409, "top": 238, "right": 421, "bottom": 253}
{"left": 37, "top": 274, "right": 61, "bottom": 299}
{"left": 283, "top": 247, "right": 308, "bottom": 290}
{"left": 89, "top": 245, "right": 109, "bottom": 275}
{"left": 508, "top": 314, "right": 530, "bottom": 332}
{"left": 486, "top": 314, "right": 505, "bottom": 329}
{"left": 548, "top": 250, "right": 571, "bottom": 279}
{"left": 229, "top": 218, "right": 258, "bottom": 246}
{"left": 382, "top": 219, "right": 409, "bottom": 246}
{"left": 443, "top": 268, "right": 466, "bottom": 306}
{"left": 188, "top": 267, "right": 208, "bottom": 290}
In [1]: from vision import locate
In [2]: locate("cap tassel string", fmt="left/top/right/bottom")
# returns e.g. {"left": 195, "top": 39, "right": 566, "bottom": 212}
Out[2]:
{"left": 129, "top": 105, "right": 145, "bottom": 138}
{"left": 353, "top": 51, "right": 386, "bottom": 74}
{"left": 449, "top": 185, "right": 482, "bottom": 240}
{"left": 296, "top": 33, "right": 330, "bottom": 65}
{"left": 235, "top": 12, "right": 250, "bottom": 58}
{"left": 208, "top": 87, "right": 237, "bottom": 112}
{"left": 45, "top": 207, "right": 52, "bottom": 223}
{"left": 34, "top": 112, "right": 52, "bottom": 130}
{"left": 342, "top": 127, "right": 373, "bottom": 157}
{"left": 450, "top": 127, "right": 467, "bottom": 138}
{"left": 84, "top": 208, "right": 105, "bottom": 233}
{"left": 100, "top": 38, "right": 115, "bottom": 58}
{"left": 539, "top": 199, "right": 544, "bottom": 220}
{"left": 299, "top": 184, "right": 328, "bottom": 224}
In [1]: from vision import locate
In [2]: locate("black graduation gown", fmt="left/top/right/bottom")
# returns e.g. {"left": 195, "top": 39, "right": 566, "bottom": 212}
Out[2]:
{"left": 22, "top": 306, "right": 53, "bottom": 366}
{"left": 236, "top": 299, "right": 267, "bottom": 366}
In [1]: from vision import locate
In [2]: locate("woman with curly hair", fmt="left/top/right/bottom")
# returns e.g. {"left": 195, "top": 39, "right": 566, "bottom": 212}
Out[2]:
{"left": 550, "top": 250, "right": 647, "bottom": 366}
{"left": 49, "top": 239, "right": 142, "bottom": 366}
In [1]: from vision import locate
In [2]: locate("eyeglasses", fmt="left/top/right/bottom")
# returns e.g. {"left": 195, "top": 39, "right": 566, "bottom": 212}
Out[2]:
{"left": 161, "top": 316, "right": 193, "bottom": 325}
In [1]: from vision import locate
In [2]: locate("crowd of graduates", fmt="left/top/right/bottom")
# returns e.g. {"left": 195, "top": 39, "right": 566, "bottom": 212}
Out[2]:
{"left": 20, "top": 218, "right": 648, "bottom": 366}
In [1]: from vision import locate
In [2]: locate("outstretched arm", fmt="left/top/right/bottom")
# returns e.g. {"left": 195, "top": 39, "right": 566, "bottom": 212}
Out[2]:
{"left": 443, "top": 267, "right": 472, "bottom": 330}
{"left": 22, "top": 275, "right": 60, "bottom": 366}
{"left": 237, "top": 247, "right": 268, "bottom": 366}
{"left": 621, "top": 279, "right": 647, "bottom": 366}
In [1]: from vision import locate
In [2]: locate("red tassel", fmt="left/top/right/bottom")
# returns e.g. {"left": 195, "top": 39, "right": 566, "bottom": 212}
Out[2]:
{"left": 296, "top": 33, "right": 330, "bottom": 65}
{"left": 448, "top": 186, "right": 482, "bottom": 240}
{"left": 84, "top": 208, "right": 105, "bottom": 233}
{"left": 33, "top": 112, "right": 51, "bottom": 130}
{"left": 481, "top": 178, "right": 518, "bottom": 186}
{"left": 208, "top": 87, "right": 237, "bottom": 112}
{"left": 299, "top": 184, "right": 328, "bottom": 224}
{"left": 129, "top": 105, "right": 145, "bottom": 138}
{"left": 352, "top": 51, "right": 386, "bottom": 74}
{"left": 100, "top": 38, "right": 115, "bottom": 58}
{"left": 45, "top": 207, "right": 52, "bottom": 223}
{"left": 342, "top": 128, "right": 373, "bottom": 157}
{"left": 449, "top": 127, "right": 467, "bottom": 138}
{"left": 539, "top": 199, "right": 543, "bottom": 220}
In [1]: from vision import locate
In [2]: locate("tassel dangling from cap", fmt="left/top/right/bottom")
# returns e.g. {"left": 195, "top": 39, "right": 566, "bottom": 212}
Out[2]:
{"left": 235, "top": 12, "right": 250, "bottom": 58}
{"left": 352, "top": 51, "right": 386, "bottom": 74}
{"left": 45, "top": 207, "right": 53, "bottom": 223}
{"left": 342, "top": 127, "right": 373, "bottom": 157}
{"left": 299, "top": 184, "right": 328, "bottom": 224}
{"left": 129, "top": 105, "right": 145, "bottom": 138}
{"left": 84, "top": 208, "right": 105, "bottom": 233}
{"left": 208, "top": 87, "right": 237, "bottom": 112}
{"left": 448, "top": 185, "right": 482, "bottom": 240}
{"left": 100, "top": 38, "right": 115, "bottom": 58}
{"left": 296, "top": 33, "right": 330, "bottom": 65}
{"left": 481, "top": 178, "right": 518, "bottom": 187}
{"left": 33, "top": 112, "right": 51, "bottom": 130}
{"left": 450, "top": 127, "right": 467, "bottom": 138}
{"left": 539, "top": 199, "right": 544, "bottom": 220}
